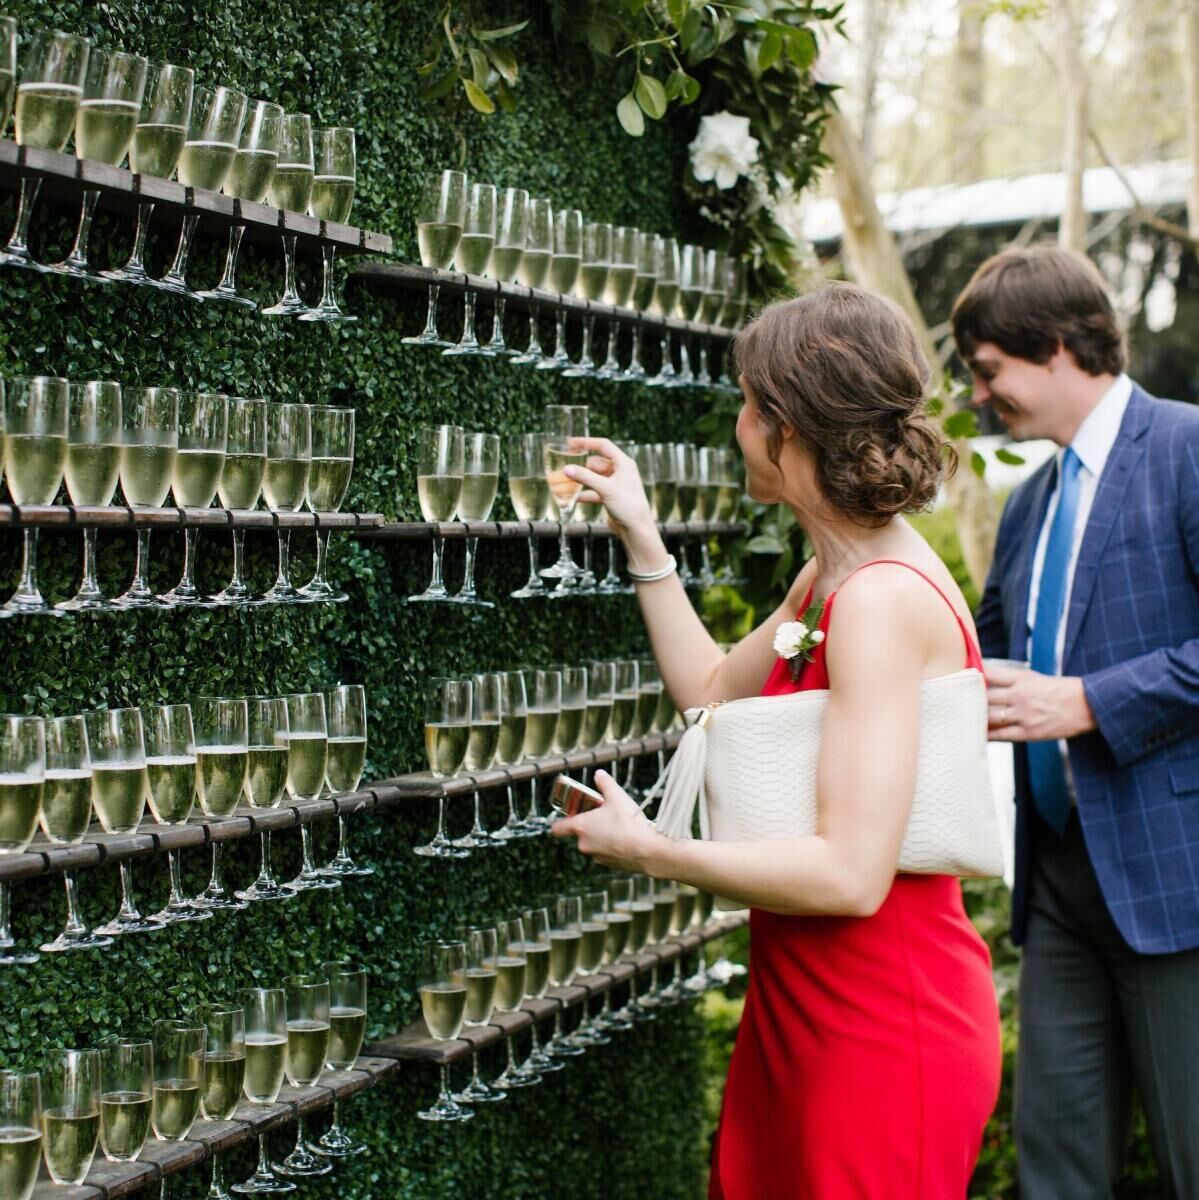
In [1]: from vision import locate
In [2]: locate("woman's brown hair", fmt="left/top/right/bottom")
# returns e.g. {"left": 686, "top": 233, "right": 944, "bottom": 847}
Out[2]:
{"left": 731, "top": 283, "right": 951, "bottom": 526}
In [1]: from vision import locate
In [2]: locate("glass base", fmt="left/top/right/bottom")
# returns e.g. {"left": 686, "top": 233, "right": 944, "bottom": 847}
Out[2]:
{"left": 534, "top": 353, "right": 570, "bottom": 372}
{"left": 154, "top": 899, "right": 213, "bottom": 925}
{"left": 113, "top": 587, "right": 169, "bottom": 610}
{"left": 98, "top": 263, "right": 151, "bottom": 284}
{"left": 509, "top": 581, "right": 548, "bottom": 599}
{"left": 412, "top": 840, "right": 470, "bottom": 860}
{"left": 442, "top": 341, "right": 493, "bottom": 358}
{"left": 573, "top": 1024, "right": 612, "bottom": 1047}
{"left": 39, "top": 929, "right": 114, "bottom": 953}
{"left": 44, "top": 259, "right": 111, "bottom": 283}
{"left": 0, "top": 249, "right": 51, "bottom": 272}
{"left": 192, "top": 889, "right": 249, "bottom": 912}
{"left": 3, "top": 592, "right": 66, "bottom": 617}
{"left": 229, "top": 1169, "right": 295, "bottom": 1195}
{"left": 144, "top": 274, "right": 204, "bottom": 299}
{"left": 284, "top": 870, "right": 341, "bottom": 893}
{"left": 452, "top": 1078, "right": 507, "bottom": 1104}
{"left": 260, "top": 582, "right": 303, "bottom": 605}
{"left": 0, "top": 944, "right": 40, "bottom": 964}
{"left": 545, "top": 1038, "right": 586, "bottom": 1059}
{"left": 194, "top": 285, "right": 257, "bottom": 309}
{"left": 520, "top": 816, "right": 550, "bottom": 835}
{"left": 55, "top": 590, "right": 115, "bottom": 612}
{"left": 447, "top": 592, "right": 495, "bottom": 609}
{"left": 401, "top": 333, "right": 455, "bottom": 348}
{"left": 406, "top": 589, "right": 453, "bottom": 604}
{"left": 526, "top": 1049, "right": 562, "bottom": 1073}
{"left": 94, "top": 911, "right": 167, "bottom": 936}
{"left": 311, "top": 1129, "right": 368, "bottom": 1158}
{"left": 299, "top": 304, "right": 355, "bottom": 323}
{"left": 236, "top": 879, "right": 297, "bottom": 902}
{"left": 597, "top": 1010, "right": 636, "bottom": 1033}
{"left": 273, "top": 1149, "right": 331, "bottom": 1178}
{"left": 208, "top": 583, "right": 256, "bottom": 606}
{"left": 417, "top": 1097, "right": 474, "bottom": 1123}
{"left": 158, "top": 583, "right": 213, "bottom": 607}
{"left": 507, "top": 350, "right": 546, "bottom": 365}
{"left": 451, "top": 830, "right": 503, "bottom": 850}
{"left": 261, "top": 297, "right": 309, "bottom": 318}
{"left": 492, "top": 1066, "right": 542, "bottom": 1089}
{"left": 318, "top": 857, "right": 374, "bottom": 878}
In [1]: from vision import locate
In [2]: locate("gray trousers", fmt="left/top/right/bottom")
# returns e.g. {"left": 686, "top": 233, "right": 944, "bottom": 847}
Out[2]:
{"left": 1016, "top": 810, "right": 1199, "bottom": 1198}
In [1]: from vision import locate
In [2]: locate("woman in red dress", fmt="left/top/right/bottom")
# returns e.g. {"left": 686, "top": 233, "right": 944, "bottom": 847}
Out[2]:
{"left": 552, "top": 283, "right": 1002, "bottom": 1197}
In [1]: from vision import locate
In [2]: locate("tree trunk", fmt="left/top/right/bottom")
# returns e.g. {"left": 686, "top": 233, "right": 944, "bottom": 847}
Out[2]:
{"left": 1054, "top": 0, "right": 1089, "bottom": 251}
{"left": 1182, "top": 0, "right": 1199, "bottom": 239}
{"left": 952, "top": 0, "right": 985, "bottom": 182}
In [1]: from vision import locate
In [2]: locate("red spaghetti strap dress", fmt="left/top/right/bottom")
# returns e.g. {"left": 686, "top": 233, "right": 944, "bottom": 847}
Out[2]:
{"left": 709, "top": 560, "right": 1002, "bottom": 1200}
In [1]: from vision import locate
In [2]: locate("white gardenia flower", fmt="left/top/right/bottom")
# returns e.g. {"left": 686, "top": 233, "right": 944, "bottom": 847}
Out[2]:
{"left": 810, "top": 630, "right": 825, "bottom": 644}
{"left": 773, "top": 621, "right": 808, "bottom": 660}
{"left": 689, "top": 111, "right": 760, "bottom": 190}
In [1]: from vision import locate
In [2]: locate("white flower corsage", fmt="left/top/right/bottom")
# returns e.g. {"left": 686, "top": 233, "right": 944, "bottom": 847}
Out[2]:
{"left": 774, "top": 600, "right": 826, "bottom": 682}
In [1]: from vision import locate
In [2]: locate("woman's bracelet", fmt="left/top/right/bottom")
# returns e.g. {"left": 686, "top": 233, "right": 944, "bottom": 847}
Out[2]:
{"left": 626, "top": 554, "right": 678, "bottom": 584}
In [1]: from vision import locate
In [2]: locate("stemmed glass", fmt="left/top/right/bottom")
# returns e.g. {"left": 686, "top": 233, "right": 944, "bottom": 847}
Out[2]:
{"left": 300, "top": 126, "right": 357, "bottom": 322}
{"left": 671, "top": 243, "right": 706, "bottom": 387}
{"left": 506, "top": 431, "right": 550, "bottom": 599}
{"left": 609, "top": 660, "right": 639, "bottom": 745}
{"left": 210, "top": 396, "right": 267, "bottom": 606}
{"left": 150, "top": 1019, "right": 204, "bottom": 1146}
{"left": 453, "top": 924, "right": 505, "bottom": 1104}
{"left": 639, "top": 876, "right": 678, "bottom": 1009}
{"left": 200, "top": 1003, "right": 247, "bottom": 1200}
{"left": 404, "top": 169, "right": 466, "bottom": 347}
{"left": 162, "top": 391, "right": 229, "bottom": 605}
{"left": 645, "top": 236, "right": 680, "bottom": 387}
{"left": 452, "top": 432, "right": 499, "bottom": 607}
{"left": 298, "top": 406, "right": 355, "bottom": 603}
{"left": 416, "top": 940, "right": 473, "bottom": 1122}
{"left": 595, "top": 224, "right": 637, "bottom": 379}
{"left": 319, "top": 684, "right": 371, "bottom": 878}
{"left": 49, "top": 48, "right": 148, "bottom": 279}
{"left": 274, "top": 975, "right": 332, "bottom": 1179}
{"left": 196, "top": 99, "right": 284, "bottom": 307}
{"left": 409, "top": 424, "right": 463, "bottom": 603}
{"left": 561, "top": 221, "right": 611, "bottom": 378}
{"left": 519, "top": 667, "right": 560, "bottom": 833}
{"left": 98, "top": 1038, "right": 152, "bottom": 1162}
{"left": 572, "top": 889, "right": 612, "bottom": 1045}
{"left": 540, "top": 404, "right": 589, "bottom": 591}
{"left": 684, "top": 887, "right": 717, "bottom": 995}
{"left": 235, "top": 695, "right": 292, "bottom": 902}
{"left": 414, "top": 677, "right": 471, "bottom": 859}
{"left": 543, "top": 894, "right": 585, "bottom": 1059}
{"left": 623, "top": 874, "right": 658, "bottom": 1021}
{"left": 598, "top": 441, "right": 639, "bottom": 594}
{"left": 492, "top": 669, "right": 530, "bottom": 842}
{"left": 672, "top": 442, "right": 699, "bottom": 588}
{"left": 0, "top": 29, "right": 91, "bottom": 269}
{"left": 191, "top": 697, "right": 250, "bottom": 912}
{"left": 696, "top": 249, "right": 728, "bottom": 386}
{"left": 42, "top": 1048, "right": 101, "bottom": 1186}
{"left": 490, "top": 915, "right": 537, "bottom": 1090}
{"left": 88, "top": 708, "right": 161, "bottom": 937}
{"left": 443, "top": 181, "right": 496, "bottom": 356}
{"left": 534, "top": 207, "right": 582, "bottom": 370}
{"left": 580, "top": 661, "right": 615, "bottom": 750}
{"left": 231, "top": 987, "right": 290, "bottom": 1196}
{"left": 313, "top": 960, "right": 368, "bottom": 1158}
{"left": 261, "top": 403, "right": 312, "bottom": 604}
{"left": 624, "top": 658, "right": 662, "bottom": 797}
{"left": 114, "top": 386, "right": 180, "bottom": 609}
{"left": 0, "top": 714, "right": 44, "bottom": 964}
{"left": 155, "top": 85, "right": 248, "bottom": 296}
{"left": 554, "top": 665, "right": 587, "bottom": 757}
{"left": 0, "top": 1070, "right": 41, "bottom": 1200}
{"left": 262, "top": 111, "right": 314, "bottom": 316}
{"left": 658, "top": 883, "right": 698, "bottom": 1004}
{"left": 2, "top": 375, "right": 68, "bottom": 615}
{"left": 0, "top": 17, "right": 15, "bottom": 135}
{"left": 480, "top": 186, "right": 528, "bottom": 354}
{"left": 451, "top": 672, "right": 500, "bottom": 851}
{"left": 282, "top": 692, "right": 335, "bottom": 893}
{"left": 714, "top": 446, "right": 743, "bottom": 585}
{"left": 594, "top": 876, "right": 635, "bottom": 1033}
{"left": 508, "top": 196, "right": 552, "bottom": 364}
{"left": 57, "top": 380, "right": 122, "bottom": 612}
{"left": 518, "top": 904, "right": 560, "bottom": 1074}
{"left": 716, "top": 257, "right": 750, "bottom": 391}
{"left": 696, "top": 447, "right": 720, "bottom": 587}
{"left": 102, "top": 62, "right": 194, "bottom": 284}
{"left": 621, "top": 232, "right": 659, "bottom": 380}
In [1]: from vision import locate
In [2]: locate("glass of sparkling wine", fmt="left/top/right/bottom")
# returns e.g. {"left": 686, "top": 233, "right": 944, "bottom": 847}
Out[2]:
{"left": 623, "top": 874, "right": 658, "bottom": 1021}
{"left": 2, "top": 375, "right": 68, "bottom": 615}
{"left": 646, "top": 235, "right": 681, "bottom": 387}
{"left": 191, "top": 696, "right": 250, "bottom": 912}
{"left": 490, "top": 915, "right": 536, "bottom": 1090}
{"left": 684, "top": 887, "right": 717, "bottom": 994}
{"left": 262, "top": 111, "right": 314, "bottom": 317}
{"left": 199, "top": 1002, "right": 247, "bottom": 1200}
{"left": 561, "top": 221, "right": 612, "bottom": 378}
{"left": 672, "top": 441, "right": 699, "bottom": 587}
{"left": 49, "top": 47, "right": 148, "bottom": 279}
{"left": 442, "top": 180, "right": 496, "bottom": 356}
{"left": 540, "top": 403, "right": 589, "bottom": 589}
{"left": 659, "top": 882, "right": 698, "bottom": 1003}
{"left": 114, "top": 385, "right": 180, "bottom": 609}
{"left": 621, "top": 231, "right": 659, "bottom": 380}
{"left": 506, "top": 431, "right": 550, "bottom": 600}
{"left": 492, "top": 669, "right": 529, "bottom": 841}
{"left": 0, "top": 1069, "right": 41, "bottom": 1200}
{"left": 41, "top": 1047, "right": 100, "bottom": 1187}
{"left": 417, "top": 939, "right": 472, "bottom": 1122}
{"left": 716, "top": 257, "right": 749, "bottom": 391}
{"left": 102, "top": 62, "right": 194, "bottom": 284}
{"left": 151, "top": 1019, "right": 204, "bottom": 1151}
{"left": 595, "top": 876, "right": 635, "bottom": 1032}
{"left": 451, "top": 924, "right": 503, "bottom": 1105}
{"left": 0, "top": 17, "right": 15, "bottom": 136}
{"left": 282, "top": 691, "right": 335, "bottom": 893}
{"left": 580, "top": 661, "right": 615, "bottom": 751}
{"left": 572, "top": 889, "right": 613, "bottom": 1044}
{"left": 231, "top": 987, "right": 288, "bottom": 1196}
{"left": 608, "top": 659, "right": 639, "bottom": 747}
{"left": 415, "top": 677, "right": 471, "bottom": 859}
{"left": 696, "top": 248, "right": 728, "bottom": 385}
{"left": 404, "top": 169, "right": 466, "bottom": 348}
{"left": 534, "top": 206, "right": 582, "bottom": 371}
{"left": 509, "top": 195, "right": 552, "bottom": 364}
{"left": 210, "top": 396, "right": 267, "bottom": 606}
{"left": 299, "top": 126, "right": 357, "bottom": 323}
{"left": 518, "top": 904, "right": 559, "bottom": 1075}
{"left": 87, "top": 707, "right": 160, "bottom": 937}
{"left": 98, "top": 1038, "right": 152, "bottom": 1164}
{"left": 39, "top": 714, "right": 111, "bottom": 954}
{"left": 196, "top": 99, "right": 284, "bottom": 307}
{"left": 235, "top": 695, "right": 292, "bottom": 903}
{"left": 0, "top": 714, "right": 44, "bottom": 965}
{"left": 671, "top": 242, "right": 706, "bottom": 388}
{"left": 409, "top": 424, "right": 463, "bottom": 603}
{"left": 260, "top": 402, "right": 312, "bottom": 605}
{"left": 298, "top": 405, "right": 355, "bottom": 602}
{"left": 543, "top": 893, "right": 584, "bottom": 1058}
{"left": 595, "top": 224, "right": 638, "bottom": 379}
{"left": 274, "top": 974, "right": 332, "bottom": 1178}
{"left": 155, "top": 84, "right": 248, "bottom": 296}
{"left": 519, "top": 667, "right": 560, "bottom": 833}
{"left": 451, "top": 672, "right": 501, "bottom": 851}
{"left": 479, "top": 186, "right": 528, "bottom": 355}
{"left": 553, "top": 665, "right": 586, "bottom": 757}
{"left": 451, "top": 431, "right": 500, "bottom": 608}
{"left": 695, "top": 447, "right": 720, "bottom": 587}
{"left": 714, "top": 445, "right": 744, "bottom": 584}
{"left": 161, "top": 391, "right": 229, "bottom": 605}
{"left": 0, "top": 29, "right": 90, "bottom": 269}
{"left": 318, "top": 684, "right": 371, "bottom": 877}
{"left": 313, "top": 960, "right": 368, "bottom": 1158}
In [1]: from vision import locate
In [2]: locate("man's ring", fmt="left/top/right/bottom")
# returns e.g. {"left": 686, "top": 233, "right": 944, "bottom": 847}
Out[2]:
{"left": 1000, "top": 707, "right": 1008, "bottom": 724}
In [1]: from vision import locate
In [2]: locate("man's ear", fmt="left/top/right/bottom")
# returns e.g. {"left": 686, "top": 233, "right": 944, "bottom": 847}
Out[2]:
{"left": 1046, "top": 340, "right": 1077, "bottom": 374}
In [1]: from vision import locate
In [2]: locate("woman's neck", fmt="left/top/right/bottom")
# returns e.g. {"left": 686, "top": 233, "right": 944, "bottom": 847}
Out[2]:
{"left": 792, "top": 504, "right": 914, "bottom": 599}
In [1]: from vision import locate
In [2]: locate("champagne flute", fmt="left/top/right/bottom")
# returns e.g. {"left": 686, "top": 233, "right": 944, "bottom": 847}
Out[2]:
{"left": 534, "top": 207, "right": 582, "bottom": 370}
{"left": 561, "top": 221, "right": 611, "bottom": 378}
{"left": 409, "top": 424, "right": 463, "bottom": 603}
{"left": 479, "top": 186, "right": 528, "bottom": 355}
{"left": 282, "top": 692, "right": 334, "bottom": 892}
{"left": 98, "top": 1039, "right": 152, "bottom": 1163}
{"left": 696, "top": 248, "right": 728, "bottom": 385}
{"left": 0, "top": 1070, "right": 41, "bottom": 1200}
{"left": 716, "top": 257, "right": 750, "bottom": 391}
{"left": 540, "top": 404, "right": 589, "bottom": 591}
{"left": 41, "top": 1048, "right": 100, "bottom": 1186}
{"left": 672, "top": 441, "right": 699, "bottom": 588}
{"left": 640, "top": 875, "right": 678, "bottom": 1008}
{"left": 260, "top": 402, "right": 312, "bottom": 605}
{"left": 210, "top": 396, "right": 267, "bottom": 606}
{"left": 646, "top": 235, "right": 681, "bottom": 387}
{"left": 313, "top": 960, "right": 368, "bottom": 1157}
{"left": 598, "top": 439, "right": 639, "bottom": 594}
{"left": 403, "top": 169, "right": 466, "bottom": 348}
{"left": 580, "top": 661, "right": 615, "bottom": 750}
{"left": 506, "top": 431, "right": 549, "bottom": 599}
{"left": 572, "top": 889, "right": 612, "bottom": 1044}
{"left": 2, "top": 375, "right": 68, "bottom": 615}
{"left": 261, "top": 112, "right": 313, "bottom": 316}
{"left": 298, "top": 405, "right": 355, "bottom": 602}
{"left": 518, "top": 904, "right": 560, "bottom": 1074}
{"left": 88, "top": 708, "right": 160, "bottom": 937}
{"left": 508, "top": 195, "right": 552, "bottom": 364}
{"left": 543, "top": 894, "right": 585, "bottom": 1058}
{"left": 162, "top": 391, "right": 229, "bottom": 605}
{"left": 489, "top": 915, "right": 537, "bottom": 1090}
{"left": 714, "top": 445, "right": 744, "bottom": 585}
{"left": 442, "top": 180, "right": 496, "bottom": 356}
{"left": 0, "top": 17, "right": 15, "bottom": 135}
{"left": 235, "top": 696, "right": 293, "bottom": 902}
{"left": 231, "top": 987, "right": 290, "bottom": 1196}
{"left": 658, "top": 882, "right": 698, "bottom": 1004}
{"left": 684, "top": 887, "right": 718, "bottom": 995}
{"left": 671, "top": 243, "right": 705, "bottom": 387}
{"left": 451, "top": 672, "right": 500, "bottom": 851}
{"left": 274, "top": 974, "right": 332, "bottom": 1179}
{"left": 101, "top": 62, "right": 194, "bottom": 284}
{"left": 57, "top": 380, "right": 122, "bottom": 612}
{"left": 49, "top": 48, "right": 148, "bottom": 279}
{"left": 451, "top": 431, "right": 499, "bottom": 607}
{"left": 191, "top": 697, "right": 250, "bottom": 912}
{"left": 196, "top": 99, "right": 284, "bottom": 307}
{"left": 624, "top": 873, "right": 658, "bottom": 1021}
{"left": 696, "top": 446, "right": 720, "bottom": 587}
{"left": 553, "top": 665, "right": 586, "bottom": 756}
{"left": 151, "top": 1019, "right": 204, "bottom": 1145}
{"left": 414, "top": 677, "right": 471, "bottom": 859}
{"left": 416, "top": 940, "right": 472, "bottom": 1122}
{"left": 319, "top": 684, "right": 370, "bottom": 877}
{"left": 0, "top": 714, "right": 43, "bottom": 964}
{"left": 114, "top": 385, "right": 180, "bottom": 609}
{"left": 200, "top": 1003, "right": 247, "bottom": 1200}
{"left": 519, "top": 667, "right": 560, "bottom": 834}
{"left": 154, "top": 84, "right": 248, "bottom": 296}
{"left": 452, "top": 924, "right": 504, "bottom": 1104}
{"left": 0, "top": 29, "right": 91, "bottom": 269}
{"left": 595, "top": 875, "right": 635, "bottom": 1033}
{"left": 299, "top": 126, "right": 357, "bottom": 322}
{"left": 621, "top": 231, "right": 658, "bottom": 380}
{"left": 491, "top": 669, "right": 529, "bottom": 842}
{"left": 595, "top": 224, "right": 637, "bottom": 379}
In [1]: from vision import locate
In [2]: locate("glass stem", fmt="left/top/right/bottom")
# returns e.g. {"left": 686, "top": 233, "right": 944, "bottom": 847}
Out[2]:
{"left": 278, "top": 233, "right": 300, "bottom": 304}
{"left": 291, "top": 1117, "right": 306, "bottom": 1155}
{"left": 312, "top": 530, "right": 330, "bottom": 588}
{"left": 167, "top": 851, "right": 188, "bottom": 908}
{"left": 273, "top": 531, "right": 291, "bottom": 591}
{"left": 460, "top": 535, "right": 478, "bottom": 597}
{"left": 216, "top": 223, "right": 246, "bottom": 291}
{"left": 62, "top": 871, "right": 87, "bottom": 937}
{"left": 489, "top": 295, "right": 507, "bottom": 349}
{"left": 126, "top": 202, "right": 154, "bottom": 273}
{"left": 207, "top": 843, "right": 228, "bottom": 896}
{"left": 557, "top": 521, "right": 571, "bottom": 570}
{"left": 164, "top": 213, "right": 200, "bottom": 285}
{"left": 524, "top": 533, "right": 541, "bottom": 589}
{"left": 438, "top": 1064, "right": 452, "bottom": 1104}
{"left": 579, "top": 315, "right": 594, "bottom": 365}
{"left": 207, "top": 1156, "right": 226, "bottom": 1199}
{"left": 179, "top": 528, "right": 199, "bottom": 592}
{"left": 257, "top": 831, "right": 275, "bottom": 886}
{"left": 6, "top": 176, "right": 43, "bottom": 255}
{"left": 505, "top": 1038, "right": 519, "bottom": 1074}
{"left": 230, "top": 529, "right": 247, "bottom": 592}
{"left": 582, "top": 535, "right": 593, "bottom": 580}
{"left": 301, "top": 825, "right": 319, "bottom": 874}
{"left": 525, "top": 777, "right": 540, "bottom": 822}
{"left": 329, "top": 1098, "right": 343, "bottom": 1136}
{"left": 469, "top": 791, "right": 485, "bottom": 837}
{"left": 428, "top": 531, "right": 445, "bottom": 594}
{"left": 117, "top": 861, "right": 140, "bottom": 919}
{"left": 470, "top": 1055, "right": 483, "bottom": 1088}
{"left": 434, "top": 796, "right": 449, "bottom": 844}
{"left": 64, "top": 189, "right": 100, "bottom": 269}
{"left": 130, "top": 529, "right": 153, "bottom": 594}
{"left": 526, "top": 303, "right": 542, "bottom": 354}
{"left": 552, "top": 311, "right": 567, "bottom": 359}
{"left": 629, "top": 326, "right": 644, "bottom": 374}
{"left": 78, "top": 527, "right": 101, "bottom": 597}
{"left": 659, "top": 332, "right": 673, "bottom": 377}
{"left": 0, "top": 881, "right": 14, "bottom": 945}
{"left": 14, "top": 528, "right": 41, "bottom": 604}
{"left": 255, "top": 1133, "right": 272, "bottom": 1175}
{"left": 421, "top": 283, "right": 441, "bottom": 338}
{"left": 460, "top": 291, "right": 479, "bottom": 346}
{"left": 506, "top": 784, "right": 519, "bottom": 825}
{"left": 318, "top": 243, "right": 337, "bottom": 309}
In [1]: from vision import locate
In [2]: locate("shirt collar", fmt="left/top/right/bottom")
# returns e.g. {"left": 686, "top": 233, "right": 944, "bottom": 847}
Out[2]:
{"left": 1067, "top": 373, "right": 1132, "bottom": 478}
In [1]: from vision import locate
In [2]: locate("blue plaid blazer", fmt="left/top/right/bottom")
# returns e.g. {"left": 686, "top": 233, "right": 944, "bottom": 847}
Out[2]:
{"left": 975, "top": 384, "right": 1199, "bottom": 953}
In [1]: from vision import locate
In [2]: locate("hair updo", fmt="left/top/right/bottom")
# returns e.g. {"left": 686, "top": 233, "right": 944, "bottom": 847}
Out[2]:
{"left": 731, "top": 282, "right": 953, "bottom": 526}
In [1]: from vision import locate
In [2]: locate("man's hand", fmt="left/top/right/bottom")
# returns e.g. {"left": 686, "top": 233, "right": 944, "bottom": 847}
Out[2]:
{"left": 985, "top": 665, "right": 1096, "bottom": 742}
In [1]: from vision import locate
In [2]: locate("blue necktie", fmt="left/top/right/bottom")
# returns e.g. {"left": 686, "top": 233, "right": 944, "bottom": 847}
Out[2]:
{"left": 1027, "top": 447, "right": 1083, "bottom": 833}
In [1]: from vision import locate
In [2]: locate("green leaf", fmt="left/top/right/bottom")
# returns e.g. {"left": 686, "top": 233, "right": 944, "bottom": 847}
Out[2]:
{"left": 634, "top": 74, "right": 667, "bottom": 119}
{"left": 746, "top": 534, "right": 784, "bottom": 554}
{"left": 468, "top": 47, "right": 489, "bottom": 89}
{"left": 679, "top": 8, "right": 703, "bottom": 51}
{"left": 442, "top": 13, "right": 460, "bottom": 60}
{"left": 755, "top": 18, "right": 801, "bottom": 36}
{"left": 758, "top": 30, "right": 782, "bottom": 72}
{"left": 470, "top": 20, "right": 529, "bottom": 41}
{"left": 665, "top": 69, "right": 687, "bottom": 100}
{"left": 419, "top": 67, "right": 459, "bottom": 102}
{"left": 616, "top": 91, "right": 645, "bottom": 136}
{"left": 971, "top": 450, "right": 987, "bottom": 478}
{"left": 943, "top": 409, "right": 980, "bottom": 439}
{"left": 680, "top": 73, "right": 701, "bottom": 104}
{"left": 786, "top": 28, "right": 817, "bottom": 69}
{"left": 995, "top": 447, "right": 1026, "bottom": 465}
{"left": 667, "top": 0, "right": 688, "bottom": 27}
{"left": 462, "top": 78, "right": 495, "bottom": 114}
{"left": 496, "top": 78, "right": 516, "bottom": 113}
{"left": 485, "top": 44, "right": 518, "bottom": 85}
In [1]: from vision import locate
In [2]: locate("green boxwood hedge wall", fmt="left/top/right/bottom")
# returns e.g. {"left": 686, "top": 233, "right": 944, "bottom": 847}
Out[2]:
{"left": 0, "top": 3, "right": 715, "bottom": 1196}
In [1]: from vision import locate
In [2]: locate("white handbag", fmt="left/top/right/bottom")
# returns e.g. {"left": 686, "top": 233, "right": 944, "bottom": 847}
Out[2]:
{"left": 651, "top": 668, "right": 1010, "bottom": 902}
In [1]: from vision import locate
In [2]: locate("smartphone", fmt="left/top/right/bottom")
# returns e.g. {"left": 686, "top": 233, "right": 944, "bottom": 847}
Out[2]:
{"left": 549, "top": 774, "right": 603, "bottom": 817}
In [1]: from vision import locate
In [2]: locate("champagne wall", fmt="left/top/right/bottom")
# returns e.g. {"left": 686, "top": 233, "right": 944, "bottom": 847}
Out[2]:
{"left": 0, "top": 2, "right": 713, "bottom": 1196}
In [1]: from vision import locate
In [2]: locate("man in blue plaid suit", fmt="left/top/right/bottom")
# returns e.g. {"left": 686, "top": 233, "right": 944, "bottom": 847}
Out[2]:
{"left": 954, "top": 246, "right": 1199, "bottom": 1198}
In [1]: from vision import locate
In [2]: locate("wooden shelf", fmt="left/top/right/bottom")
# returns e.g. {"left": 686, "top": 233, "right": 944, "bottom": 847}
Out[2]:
{"left": 351, "top": 518, "right": 748, "bottom": 543}
{"left": 0, "top": 504, "right": 384, "bottom": 531}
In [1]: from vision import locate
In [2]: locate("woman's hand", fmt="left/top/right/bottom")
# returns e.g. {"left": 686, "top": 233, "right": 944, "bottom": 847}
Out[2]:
{"left": 549, "top": 768, "right": 666, "bottom": 873}
{"left": 563, "top": 437, "right": 656, "bottom": 541}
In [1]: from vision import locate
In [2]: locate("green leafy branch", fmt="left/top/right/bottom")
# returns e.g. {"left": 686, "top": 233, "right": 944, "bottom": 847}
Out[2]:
{"left": 416, "top": 3, "right": 529, "bottom": 116}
